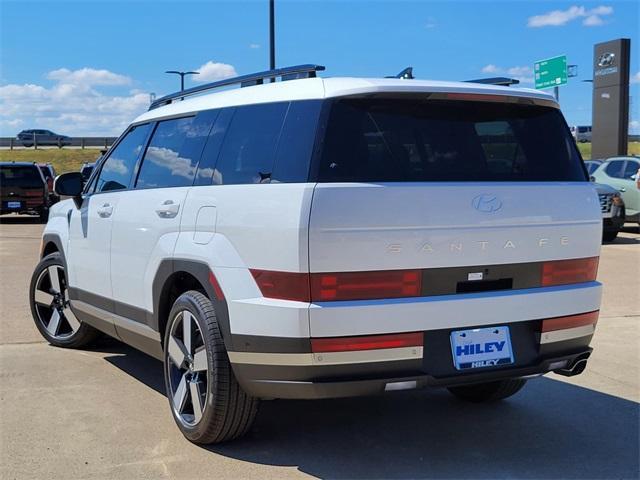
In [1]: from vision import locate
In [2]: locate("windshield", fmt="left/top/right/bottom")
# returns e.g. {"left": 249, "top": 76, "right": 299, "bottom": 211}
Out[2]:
{"left": 317, "top": 98, "right": 586, "bottom": 182}
{"left": 0, "top": 166, "right": 43, "bottom": 188}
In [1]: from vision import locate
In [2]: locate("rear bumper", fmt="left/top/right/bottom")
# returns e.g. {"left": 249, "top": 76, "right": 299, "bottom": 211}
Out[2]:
{"left": 230, "top": 315, "right": 596, "bottom": 399}
{"left": 233, "top": 348, "right": 592, "bottom": 399}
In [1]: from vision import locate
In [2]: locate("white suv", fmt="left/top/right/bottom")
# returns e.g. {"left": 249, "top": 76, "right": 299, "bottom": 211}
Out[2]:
{"left": 30, "top": 65, "right": 603, "bottom": 444}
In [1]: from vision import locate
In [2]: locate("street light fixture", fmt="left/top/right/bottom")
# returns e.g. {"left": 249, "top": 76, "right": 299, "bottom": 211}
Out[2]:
{"left": 165, "top": 70, "right": 200, "bottom": 91}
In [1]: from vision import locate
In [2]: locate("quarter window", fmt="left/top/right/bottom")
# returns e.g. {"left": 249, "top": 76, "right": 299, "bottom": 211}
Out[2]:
{"left": 622, "top": 160, "right": 640, "bottom": 179}
{"left": 136, "top": 114, "right": 215, "bottom": 189}
{"left": 214, "top": 102, "right": 288, "bottom": 185}
{"left": 95, "top": 124, "right": 151, "bottom": 192}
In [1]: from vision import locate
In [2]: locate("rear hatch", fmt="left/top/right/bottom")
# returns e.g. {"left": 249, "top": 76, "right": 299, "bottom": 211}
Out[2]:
{"left": 0, "top": 165, "right": 46, "bottom": 210}
{"left": 308, "top": 94, "right": 601, "bottom": 289}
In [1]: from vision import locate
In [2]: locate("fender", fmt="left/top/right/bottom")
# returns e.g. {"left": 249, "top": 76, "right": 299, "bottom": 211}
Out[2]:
{"left": 152, "top": 258, "right": 233, "bottom": 352}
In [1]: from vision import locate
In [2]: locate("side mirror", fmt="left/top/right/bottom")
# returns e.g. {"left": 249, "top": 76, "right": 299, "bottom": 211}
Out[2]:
{"left": 54, "top": 172, "right": 83, "bottom": 207}
{"left": 590, "top": 176, "right": 596, "bottom": 182}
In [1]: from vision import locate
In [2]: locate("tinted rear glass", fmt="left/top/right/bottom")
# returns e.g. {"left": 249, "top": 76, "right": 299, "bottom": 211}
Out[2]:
{"left": 0, "top": 166, "right": 43, "bottom": 187}
{"left": 317, "top": 98, "right": 586, "bottom": 182}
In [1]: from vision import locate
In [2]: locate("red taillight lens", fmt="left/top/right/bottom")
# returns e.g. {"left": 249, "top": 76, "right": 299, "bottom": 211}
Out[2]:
{"left": 541, "top": 310, "right": 599, "bottom": 332}
{"left": 310, "top": 270, "right": 422, "bottom": 302}
{"left": 250, "top": 270, "right": 310, "bottom": 302}
{"left": 311, "top": 332, "right": 423, "bottom": 353}
{"left": 541, "top": 257, "right": 599, "bottom": 286}
{"left": 24, "top": 189, "right": 43, "bottom": 196}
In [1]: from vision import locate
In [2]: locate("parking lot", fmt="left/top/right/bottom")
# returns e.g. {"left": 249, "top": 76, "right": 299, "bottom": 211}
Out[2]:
{"left": 0, "top": 218, "right": 638, "bottom": 479}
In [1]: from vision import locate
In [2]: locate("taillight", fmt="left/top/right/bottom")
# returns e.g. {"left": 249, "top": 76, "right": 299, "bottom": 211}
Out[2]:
{"left": 311, "top": 332, "right": 423, "bottom": 353}
{"left": 541, "top": 311, "right": 599, "bottom": 332}
{"left": 250, "top": 269, "right": 423, "bottom": 302}
{"left": 541, "top": 257, "right": 599, "bottom": 286}
{"left": 310, "top": 270, "right": 422, "bottom": 302}
{"left": 250, "top": 270, "right": 310, "bottom": 302}
{"left": 24, "top": 189, "right": 43, "bottom": 196}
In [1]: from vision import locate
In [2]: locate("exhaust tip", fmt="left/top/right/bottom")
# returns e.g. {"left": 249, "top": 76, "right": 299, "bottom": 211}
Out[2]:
{"left": 553, "top": 357, "right": 589, "bottom": 377}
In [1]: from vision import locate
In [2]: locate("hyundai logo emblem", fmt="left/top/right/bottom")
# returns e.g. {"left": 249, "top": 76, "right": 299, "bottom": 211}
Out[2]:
{"left": 472, "top": 194, "right": 503, "bottom": 213}
{"left": 597, "top": 52, "right": 615, "bottom": 67}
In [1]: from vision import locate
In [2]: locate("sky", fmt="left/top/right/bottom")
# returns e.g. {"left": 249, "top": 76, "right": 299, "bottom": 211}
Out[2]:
{"left": 0, "top": 0, "right": 639, "bottom": 136}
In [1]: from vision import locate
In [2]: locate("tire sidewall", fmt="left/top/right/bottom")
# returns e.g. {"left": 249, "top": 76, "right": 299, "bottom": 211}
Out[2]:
{"left": 29, "top": 253, "right": 84, "bottom": 347}
{"left": 163, "top": 292, "right": 218, "bottom": 442}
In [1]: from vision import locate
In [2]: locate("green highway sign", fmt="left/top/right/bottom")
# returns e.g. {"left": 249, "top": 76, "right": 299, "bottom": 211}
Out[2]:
{"left": 534, "top": 55, "right": 568, "bottom": 90}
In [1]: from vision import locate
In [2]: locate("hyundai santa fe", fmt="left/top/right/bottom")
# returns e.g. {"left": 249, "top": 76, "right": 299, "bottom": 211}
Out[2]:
{"left": 30, "top": 65, "right": 602, "bottom": 444}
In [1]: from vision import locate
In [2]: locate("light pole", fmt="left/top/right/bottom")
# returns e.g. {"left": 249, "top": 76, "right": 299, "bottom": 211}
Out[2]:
{"left": 269, "top": 0, "right": 276, "bottom": 79}
{"left": 165, "top": 70, "right": 200, "bottom": 91}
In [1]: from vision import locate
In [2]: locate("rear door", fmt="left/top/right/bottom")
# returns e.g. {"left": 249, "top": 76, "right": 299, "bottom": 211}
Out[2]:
{"left": 308, "top": 95, "right": 599, "bottom": 287}
{"left": 109, "top": 112, "right": 216, "bottom": 324}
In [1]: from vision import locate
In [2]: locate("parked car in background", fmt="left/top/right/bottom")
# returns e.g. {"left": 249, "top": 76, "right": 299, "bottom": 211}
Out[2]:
{"left": 592, "top": 156, "right": 640, "bottom": 225}
{"left": 593, "top": 182, "right": 625, "bottom": 242}
{"left": 16, "top": 129, "right": 71, "bottom": 148}
{"left": 570, "top": 125, "right": 592, "bottom": 143}
{"left": 37, "top": 163, "right": 59, "bottom": 205}
{"left": 584, "top": 160, "right": 603, "bottom": 176}
{"left": 80, "top": 162, "right": 96, "bottom": 182}
{"left": 0, "top": 162, "right": 49, "bottom": 221}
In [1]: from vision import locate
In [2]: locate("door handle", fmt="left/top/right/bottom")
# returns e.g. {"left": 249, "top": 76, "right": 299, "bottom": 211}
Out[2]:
{"left": 97, "top": 203, "right": 113, "bottom": 218}
{"left": 156, "top": 200, "right": 180, "bottom": 218}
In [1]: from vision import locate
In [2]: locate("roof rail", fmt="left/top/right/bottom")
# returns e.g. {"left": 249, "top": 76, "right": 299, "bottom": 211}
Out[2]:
{"left": 149, "top": 64, "right": 326, "bottom": 110}
{"left": 464, "top": 77, "right": 520, "bottom": 87}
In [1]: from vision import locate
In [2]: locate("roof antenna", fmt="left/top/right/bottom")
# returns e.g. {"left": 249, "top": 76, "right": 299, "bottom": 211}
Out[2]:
{"left": 386, "top": 67, "right": 414, "bottom": 79}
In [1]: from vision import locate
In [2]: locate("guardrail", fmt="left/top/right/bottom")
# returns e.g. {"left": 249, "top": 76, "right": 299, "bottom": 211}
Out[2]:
{"left": 0, "top": 137, "right": 117, "bottom": 149}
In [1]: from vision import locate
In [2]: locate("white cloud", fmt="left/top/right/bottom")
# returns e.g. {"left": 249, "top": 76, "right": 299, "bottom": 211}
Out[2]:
{"left": 479, "top": 65, "right": 534, "bottom": 84}
{"left": 249, "top": 43, "right": 261, "bottom": 49}
{"left": 481, "top": 64, "right": 500, "bottom": 74}
{"left": 527, "top": 5, "right": 613, "bottom": 27}
{"left": 47, "top": 67, "right": 131, "bottom": 86}
{"left": 582, "top": 14, "right": 604, "bottom": 26}
{"left": 0, "top": 67, "right": 149, "bottom": 136}
{"left": 631, "top": 72, "right": 640, "bottom": 84}
{"left": 424, "top": 17, "right": 437, "bottom": 29}
{"left": 194, "top": 61, "right": 237, "bottom": 82}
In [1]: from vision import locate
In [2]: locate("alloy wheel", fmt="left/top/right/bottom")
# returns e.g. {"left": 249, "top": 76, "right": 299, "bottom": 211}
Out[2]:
{"left": 166, "top": 310, "right": 209, "bottom": 427}
{"left": 33, "top": 265, "right": 81, "bottom": 338}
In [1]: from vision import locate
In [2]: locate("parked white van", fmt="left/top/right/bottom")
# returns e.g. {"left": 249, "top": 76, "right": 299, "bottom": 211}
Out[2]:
{"left": 570, "top": 125, "right": 592, "bottom": 143}
{"left": 32, "top": 65, "right": 602, "bottom": 444}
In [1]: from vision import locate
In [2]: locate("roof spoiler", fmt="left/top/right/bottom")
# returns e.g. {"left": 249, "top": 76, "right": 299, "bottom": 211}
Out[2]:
{"left": 464, "top": 77, "right": 520, "bottom": 87}
{"left": 149, "top": 64, "right": 326, "bottom": 110}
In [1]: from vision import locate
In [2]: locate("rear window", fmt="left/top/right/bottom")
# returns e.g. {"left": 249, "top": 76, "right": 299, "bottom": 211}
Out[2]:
{"left": 0, "top": 165, "right": 43, "bottom": 187}
{"left": 317, "top": 98, "right": 586, "bottom": 182}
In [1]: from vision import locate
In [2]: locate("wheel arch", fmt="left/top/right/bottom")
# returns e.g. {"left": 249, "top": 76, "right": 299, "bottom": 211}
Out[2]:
{"left": 152, "top": 259, "right": 232, "bottom": 351}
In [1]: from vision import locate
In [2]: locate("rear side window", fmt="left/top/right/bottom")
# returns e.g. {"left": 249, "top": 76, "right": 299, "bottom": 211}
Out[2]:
{"left": 317, "top": 98, "right": 586, "bottom": 182}
{"left": 622, "top": 160, "right": 640, "bottom": 179}
{"left": 95, "top": 124, "right": 151, "bottom": 192}
{"left": 136, "top": 113, "right": 215, "bottom": 189}
{"left": 214, "top": 102, "right": 288, "bottom": 184}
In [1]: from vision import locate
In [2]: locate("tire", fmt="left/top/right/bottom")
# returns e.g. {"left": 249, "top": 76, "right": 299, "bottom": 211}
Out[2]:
{"left": 163, "top": 290, "right": 258, "bottom": 444}
{"left": 602, "top": 230, "right": 618, "bottom": 242}
{"left": 39, "top": 207, "right": 49, "bottom": 223}
{"left": 29, "top": 252, "right": 101, "bottom": 348}
{"left": 447, "top": 378, "right": 527, "bottom": 403}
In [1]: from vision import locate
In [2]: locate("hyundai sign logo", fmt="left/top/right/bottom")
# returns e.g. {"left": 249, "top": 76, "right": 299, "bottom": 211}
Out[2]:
{"left": 472, "top": 194, "right": 503, "bottom": 213}
{"left": 597, "top": 52, "right": 615, "bottom": 67}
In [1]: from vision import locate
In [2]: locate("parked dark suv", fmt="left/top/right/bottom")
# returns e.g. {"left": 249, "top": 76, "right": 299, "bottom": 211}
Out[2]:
{"left": 16, "top": 129, "right": 71, "bottom": 148}
{"left": 0, "top": 162, "right": 49, "bottom": 221}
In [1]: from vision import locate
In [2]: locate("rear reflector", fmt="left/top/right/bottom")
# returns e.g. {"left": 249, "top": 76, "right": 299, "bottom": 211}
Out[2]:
{"left": 541, "top": 257, "right": 599, "bottom": 286}
{"left": 250, "top": 270, "right": 310, "bottom": 302}
{"left": 541, "top": 310, "right": 599, "bottom": 332}
{"left": 311, "top": 332, "right": 423, "bottom": 353}
{"left": 310, "top": 270, "right": 422, "bottom": 302}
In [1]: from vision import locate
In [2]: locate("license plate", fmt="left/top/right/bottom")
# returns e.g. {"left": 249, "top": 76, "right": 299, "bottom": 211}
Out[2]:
{"left": 7, "top": 201, "right": 21, "bottom": 209}
{"left": 450, "top": 326, "right": 514, "bottom": 370}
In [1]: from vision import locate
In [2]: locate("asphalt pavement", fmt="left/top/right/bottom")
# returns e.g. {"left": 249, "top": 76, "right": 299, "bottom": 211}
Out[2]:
{"left": 1, "top": 216, "right": 638, "bottom": 479}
